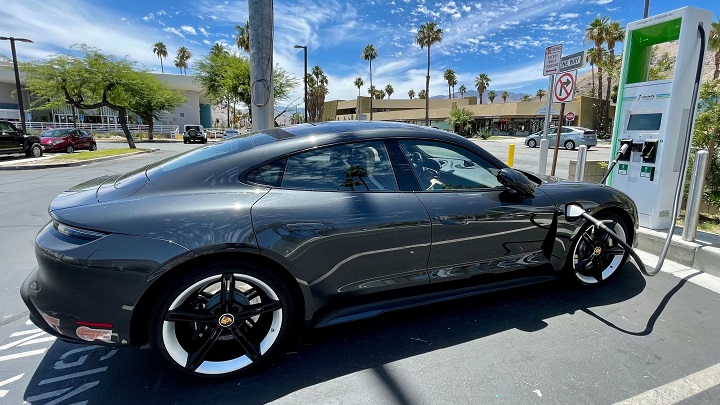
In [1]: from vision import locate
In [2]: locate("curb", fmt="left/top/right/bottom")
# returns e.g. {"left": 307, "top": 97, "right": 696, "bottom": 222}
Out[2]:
{"left": 637, "top": 227, "right": 720, "bottom": 277}
{"left": 0, "top": 149, "right": 157, "bottom": 171}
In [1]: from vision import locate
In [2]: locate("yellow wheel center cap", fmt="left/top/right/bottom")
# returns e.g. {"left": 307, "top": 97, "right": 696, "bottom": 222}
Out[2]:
{"left": 218, "top": 314, "right": 235, "bottom": 327}
{"left": 594, "top": 247, "right": 602, "bottom": 255}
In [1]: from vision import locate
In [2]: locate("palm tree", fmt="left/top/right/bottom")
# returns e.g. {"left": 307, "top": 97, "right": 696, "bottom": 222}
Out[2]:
{"left": 174, "top": 58, "right": 183, "bottom": 74}
{"left": 450, "top": 76, "right": 458, "bottom": 98}
{"left": 418, "top": 89, "right": 427, "bottom": 99}
{"left": 377, "top": 89, "right": 386, "bottom": 99}
{"left": 235, "top": 21, "right": 250, "bottom": 53}
{"left": 443, "top": 68, "right": 456, "bottom": 99}
{"left": 586, "top": 47, "right": 598, "bottom": 96}
{"left": 501, "top": 91, "right": 509, "bottom": 103}
{"left": 488, "top": 90, "right": 496, "bottom": 103}
{"left": 209, "top": 43, "right": 227, "bottom": 57}
{"left": 152, "top": 42, "right": 168, "bottom": 73}
{"left": 459, "top": 85, "right": 467, "bottom": 98}
{"left": 711, "top": 17, "right": 720, "bottom": 79}
{"left": 521, "top": 95, "right": 531, "bottom": 102}
{"left": 176, "top": 47, "right": 192, "bottom": 75}
{"left": 585, "top": 16, "right": 609, "bottom": 100}
{"left": 536, "top": 89, "right": 546, "bottom": 102}
{"left": 408, "top": 89, "right": 415, "bottom": 99}
{"left": 474, "top": 73, "right": 490, "bottom": 104}
{"left": 385, "top": 84, "right": 394, "bottom": 99}
{"left": 416, "top": 22, "right": 443, "bottom": 126}
{"left": 361, "top": 44, "right": 378, "bottom": 120}
{"left": 604, "top": 21, "right": 625, "bottom": 128}
{"left": 354, "top": 77, "right": 364, "bottom": 97}
{"left": 367, "top": 85, "right": 376, "bottom": 97}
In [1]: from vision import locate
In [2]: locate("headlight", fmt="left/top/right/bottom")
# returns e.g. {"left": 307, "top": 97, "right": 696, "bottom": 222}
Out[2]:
{"left": 53, "top": 220, "right": 107, "bottom": 240}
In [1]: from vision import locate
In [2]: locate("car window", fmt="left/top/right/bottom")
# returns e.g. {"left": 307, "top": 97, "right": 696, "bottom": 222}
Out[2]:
{"left": 398, "top": 140, "right": 502, "bottom": 191}
{"left": 0, "top": 122, "right": 14, "bottom": 132}
{"left": 277, "top": 141, "right": 398, "bottom": 192}
{"left": 561, "top": 127, "right": 573, "bottom": 133}
{"left": 246, "top": 158, "right": 287, "bottom": 187}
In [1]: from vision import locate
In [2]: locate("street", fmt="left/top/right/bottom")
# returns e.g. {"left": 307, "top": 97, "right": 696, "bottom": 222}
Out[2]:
{"left": 0, "top": 140, "right": 718, "bottom": 404}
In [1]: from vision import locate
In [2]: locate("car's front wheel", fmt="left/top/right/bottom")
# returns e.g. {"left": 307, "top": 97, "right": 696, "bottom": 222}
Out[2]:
{"left": 564, "top": 140, "right": 575, "bottom": 150}
{"left": 26, "top": 143, "right": 43, "bottom": 158}
{"left": 566, "top": 212, "right": 629, "bottom": 285}
{"left": 527, "top": 139, "right": 537, "bottom": 148}
{"left": 90, "top": 143, "right": 97, "bottom": 151}
{"left": 150, "top": 261, "right": 297, "bottom": 377}
{"left": 66, "top": 144, "right": 74, "bottom": 154}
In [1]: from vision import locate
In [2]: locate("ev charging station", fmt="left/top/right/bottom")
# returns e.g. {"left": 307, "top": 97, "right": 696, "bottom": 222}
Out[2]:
{"left": 607, "top": 7, "right": 711, "bottom": 230}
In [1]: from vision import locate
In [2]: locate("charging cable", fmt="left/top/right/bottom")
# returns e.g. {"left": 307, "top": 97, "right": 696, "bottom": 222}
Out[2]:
{"left": 601, "top": 143, "right": 630, "bottom": 185}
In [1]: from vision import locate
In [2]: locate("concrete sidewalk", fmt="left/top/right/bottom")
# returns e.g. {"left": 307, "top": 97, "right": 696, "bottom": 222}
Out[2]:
{"left": 637, "top": 226, "right": 720, "bottom": 278}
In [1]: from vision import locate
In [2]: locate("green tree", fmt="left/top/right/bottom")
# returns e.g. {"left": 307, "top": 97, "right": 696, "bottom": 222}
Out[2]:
{"left": 354, "top": 77, "right": 364, "bottom": 96}
{"left": 520, "top": 95, "right": 531, "bottom": 102}
{"left": 604, "top": 21, "right": 624, "bottom": 130}
{"left": 501, "top": 91, "right": 509, "bottom": 102}
{"left": 235, "top": 21, "right": 250, "bottom": 53}
{"left": 416, "top": 22, "right": 443, "bottom": 126}
{"left": 474, "top": 73, "right": 490, "bottom": 104}
{"left": 306, "top": 65, "right": 329, "bottom": 122}
{"left": 176, "top": 46, "right": 192, "bottom": 75}
{"left": 23, "top": 45, "right": 182, "bottom": 147}
{"left": 174, "top": 58, "right": 183, "bottom": 74}
{"left": 361, "top": 44, "right": 377, "bottom": 120}
{"left": 709, "top": 17, "right": 720, "bottom": 80}
{"left": 408, "top": 89, "right": 415, "bottom": 99}
{"left": 209, "top": 43, "right": 228, "bottom": 57}
{"left": 385, "top": 84, "right": 394, "bottom": 99}
{"left": 536, "top": 89, "right": 546, "bottom": 102}
{"left": 418, "top": 89, "right": 427, "bottom": 99}
{"left": 459, "top": 84, "right": 467, "bottom": 98}
{"left": 129, "top": 74, "right": 186, "bottom": 139}
{"left": 152, "top": 42, "right": 168, "bottom": 73}
{"left": 447, "top": 107, "right": 474, "bottom": 136}
{"left": 585, "top": 16, "right": 609, "bottom": 100}
{"left": 488, "top": 90, "right": 496, "bottom": 103}
{"left": 443, "top": 68, "right": 455, "bottom": 99}
{"left": 692, "top": 80, "right": 720, "bottom": 204}
{"left": 586, "top": 47, "right": 599, "bottom": 96}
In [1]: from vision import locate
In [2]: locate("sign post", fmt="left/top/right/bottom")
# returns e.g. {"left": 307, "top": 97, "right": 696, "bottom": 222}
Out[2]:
{"left": 539, "top": 44, "right": 562, "bottom": 175}
{"left": 550, "top": 69, "right": 577, "bottom": 176}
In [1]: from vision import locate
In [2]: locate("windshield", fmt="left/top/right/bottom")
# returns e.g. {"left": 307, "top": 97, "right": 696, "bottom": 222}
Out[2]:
{"left": 41, "top": 129, "right": 69, "bottom": 137}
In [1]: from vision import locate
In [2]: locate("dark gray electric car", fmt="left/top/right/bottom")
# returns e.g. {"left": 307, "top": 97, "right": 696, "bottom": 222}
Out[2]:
{"left": 22, "top": 121, "right": 637, "bottom": 377}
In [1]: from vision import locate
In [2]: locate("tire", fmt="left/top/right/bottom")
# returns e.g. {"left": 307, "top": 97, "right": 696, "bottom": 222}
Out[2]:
{"left": 149, "top": 260, "right": 298, "bottom": 377}
{"left": 202, "top": 138, "right": 207, "bottom": 144}
{"left": 187, "top": 129, "right": 197, "bottom": 137}
{"left": 566, "top": 212, "right": 629, "bottom": 286}
{"left": 26, "top": 143, "right": 43, "bottom": 158}
{"left": 90, "top": 143, "right": 97, "bottom": 151}
{"left": 527, "top": 139, "right": 537, "bottom": 148}
{"left": 564, "top": 140, "right": 575, "bottom": 150}
{"left": 66, "top": 144, "right": 74, "bottom": 154}
{"left": 184, "top": 139, "right": 188, "bottom": 144}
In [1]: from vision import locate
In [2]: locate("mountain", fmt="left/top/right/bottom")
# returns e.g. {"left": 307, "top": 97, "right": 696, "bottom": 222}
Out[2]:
{"left": 431, "top": 89, "right": 529, "bottom": 103}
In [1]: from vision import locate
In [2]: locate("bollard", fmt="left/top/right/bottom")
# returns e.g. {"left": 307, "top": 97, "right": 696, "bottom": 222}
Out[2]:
{"left": 538, "top": 139, "right": 549, "bottom": 174}
{"left": 507, "top": 144, "right": 515, "bottom": 167}
{"left": 575, "top": 145, "right": 587, "bottom": 181}
{"left": 682, "top": 150, "right": 708, "bottom": 242}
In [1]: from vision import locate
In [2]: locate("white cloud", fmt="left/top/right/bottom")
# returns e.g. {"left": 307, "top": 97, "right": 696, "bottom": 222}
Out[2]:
{"left": 203, "top": 39, "right": 211, "bottom": 45}
{"left": 180, "top": 25, "right": 197, "bottom": 35}
{"left": 142, "top": 13, "right": 154, "bottom": 21}
{"left": 164, "top": 27, "right": 185, "bottom": 38}
{"left": 594, "top": 0, "right": 613, "bottom": 4}
{"left": 560, "top": 13, "right": 579, "bottom": 19}
{"left": 198, "top": 27, "right": 210, "bottom": 37}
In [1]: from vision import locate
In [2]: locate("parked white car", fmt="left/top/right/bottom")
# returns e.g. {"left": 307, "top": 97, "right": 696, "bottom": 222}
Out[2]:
{"left": 524, "top": 126, "right": 597, "bottom": 150}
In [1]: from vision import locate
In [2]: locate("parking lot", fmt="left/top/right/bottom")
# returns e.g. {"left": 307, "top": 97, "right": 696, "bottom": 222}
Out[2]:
{"left": 0, "top": 140, "right": 718, "bottom": 404}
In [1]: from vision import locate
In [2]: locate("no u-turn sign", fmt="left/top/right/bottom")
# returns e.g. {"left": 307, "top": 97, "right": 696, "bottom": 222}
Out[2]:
{"left": 552, "top": 70, "right": 577, "bottom": 103}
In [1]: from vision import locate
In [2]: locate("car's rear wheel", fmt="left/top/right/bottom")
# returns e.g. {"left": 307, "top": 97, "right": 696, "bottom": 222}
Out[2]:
{"left": 564, "top": 140, "right": 575, "bottom": 150}
{"left": 566, "top": 212, "right": 629, "bottom": 286}
{"left": 90, "top": 143, "right": 97, "bottom": 151}
{"left": 26, "top": 143, "right": 43, "bottom": 158}
{"left": 527, "top": 139, "right": 537, "bottom": 148}
{"left": 66, "top": 144, "right": 74, "bottom": 154}
{"left": 149, "top": 261, "right": 297, "bottom": 377}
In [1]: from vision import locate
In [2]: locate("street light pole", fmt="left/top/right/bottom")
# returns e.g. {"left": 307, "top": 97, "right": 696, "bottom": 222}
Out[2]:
{"left": 294, "top": 45, "right": 307, "bottom": 123}
{"left": 0, "top": 37, "right": 33, "bottom": 133}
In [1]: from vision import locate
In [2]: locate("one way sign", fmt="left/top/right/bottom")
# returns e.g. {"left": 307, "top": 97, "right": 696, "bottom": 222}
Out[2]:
{"left": 552, "top": 70, "right": 577, "bottom": 103}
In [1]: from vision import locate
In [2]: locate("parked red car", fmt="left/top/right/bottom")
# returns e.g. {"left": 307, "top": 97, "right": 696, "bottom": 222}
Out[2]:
{"left": 40, "top": 129, "right": 97, "bottom": 153}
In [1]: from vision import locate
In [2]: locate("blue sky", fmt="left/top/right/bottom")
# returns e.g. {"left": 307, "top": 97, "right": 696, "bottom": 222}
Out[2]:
{"left": 1, "top": 0, "right": 716, "bottom": 105}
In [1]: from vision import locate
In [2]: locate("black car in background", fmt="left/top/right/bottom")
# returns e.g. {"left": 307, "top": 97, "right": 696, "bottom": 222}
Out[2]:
{"left": 21, "top": 121, "right": 638, "bottom": 378}
{"left": 0, "top": 120, "right": 43, "bottom": 158}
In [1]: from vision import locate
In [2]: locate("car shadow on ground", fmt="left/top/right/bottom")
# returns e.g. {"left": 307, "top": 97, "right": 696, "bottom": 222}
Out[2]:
{"left": 24, "top": 265, "right": 652, "bottom": 405}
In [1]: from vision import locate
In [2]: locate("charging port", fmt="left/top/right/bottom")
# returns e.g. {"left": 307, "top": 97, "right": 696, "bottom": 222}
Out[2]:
{"left": 642, "top": 140, "right": 658, "bottom": 163}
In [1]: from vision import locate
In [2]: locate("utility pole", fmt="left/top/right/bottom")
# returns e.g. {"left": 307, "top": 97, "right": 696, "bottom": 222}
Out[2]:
{"left": 0, "top": 36, "right": 34, "bottom": 133}
{"left": 248, "top": 0, "right": 274, "bottom": 131}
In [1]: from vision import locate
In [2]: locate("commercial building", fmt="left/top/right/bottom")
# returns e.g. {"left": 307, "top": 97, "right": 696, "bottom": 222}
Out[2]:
{"left": 0, "top": 62, "right": 212, "bottom": 131}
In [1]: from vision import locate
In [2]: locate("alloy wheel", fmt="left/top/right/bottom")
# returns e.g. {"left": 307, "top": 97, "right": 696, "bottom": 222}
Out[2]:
{"left": 571, "top": 217, "right": 627, "bottom": 285}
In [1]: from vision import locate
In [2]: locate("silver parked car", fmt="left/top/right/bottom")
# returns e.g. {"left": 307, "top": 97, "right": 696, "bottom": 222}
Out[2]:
{"left": 223, "top": 129, "right": 240, "bottom": 138}
{"left": 524, "top": 126, "right": 598, "bottom": 150}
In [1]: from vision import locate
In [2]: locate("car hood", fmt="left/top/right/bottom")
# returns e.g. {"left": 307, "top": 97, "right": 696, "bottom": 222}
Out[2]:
{"left": 49, "top": 166, "right": 150, "bottom": 211}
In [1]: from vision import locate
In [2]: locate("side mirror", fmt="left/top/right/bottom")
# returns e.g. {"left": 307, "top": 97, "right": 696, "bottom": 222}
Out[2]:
{"left": 497, "top": 168, "right": 535, "bottom": 197}
{"left": 565, "top": 203, "right": 586, "bottom": 220}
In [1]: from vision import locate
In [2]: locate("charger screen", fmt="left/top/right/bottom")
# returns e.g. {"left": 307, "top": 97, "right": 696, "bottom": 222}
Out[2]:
{"left": 627, "top": 113, "right": 662, "bottom": 131}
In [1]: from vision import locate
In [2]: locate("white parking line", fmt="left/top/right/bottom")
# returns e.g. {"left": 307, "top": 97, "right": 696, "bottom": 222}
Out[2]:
{"left": 0, "top": 349, "right": 47, "bottom": 362}
{"left": 0, "top": 374, "right": 24, "bottom": 387}
{"left": 0, "top": 332, "right": 47, "bottom": 351}
{"left": 18, "top": 336, "right": 56, "bottom": 346}
{"left": 614, "top": 362, "right": 720, "bottom": 404}
{"left": 10, "top": 329, "right": 42, "bottom": 337}
{"left": 636, "top": 251, "right": 720, "bottom": 295}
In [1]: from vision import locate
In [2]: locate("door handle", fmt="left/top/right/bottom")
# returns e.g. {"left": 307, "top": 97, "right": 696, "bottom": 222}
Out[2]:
{"left": 438, "top": 215, "right": 469, "bottom": 225}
